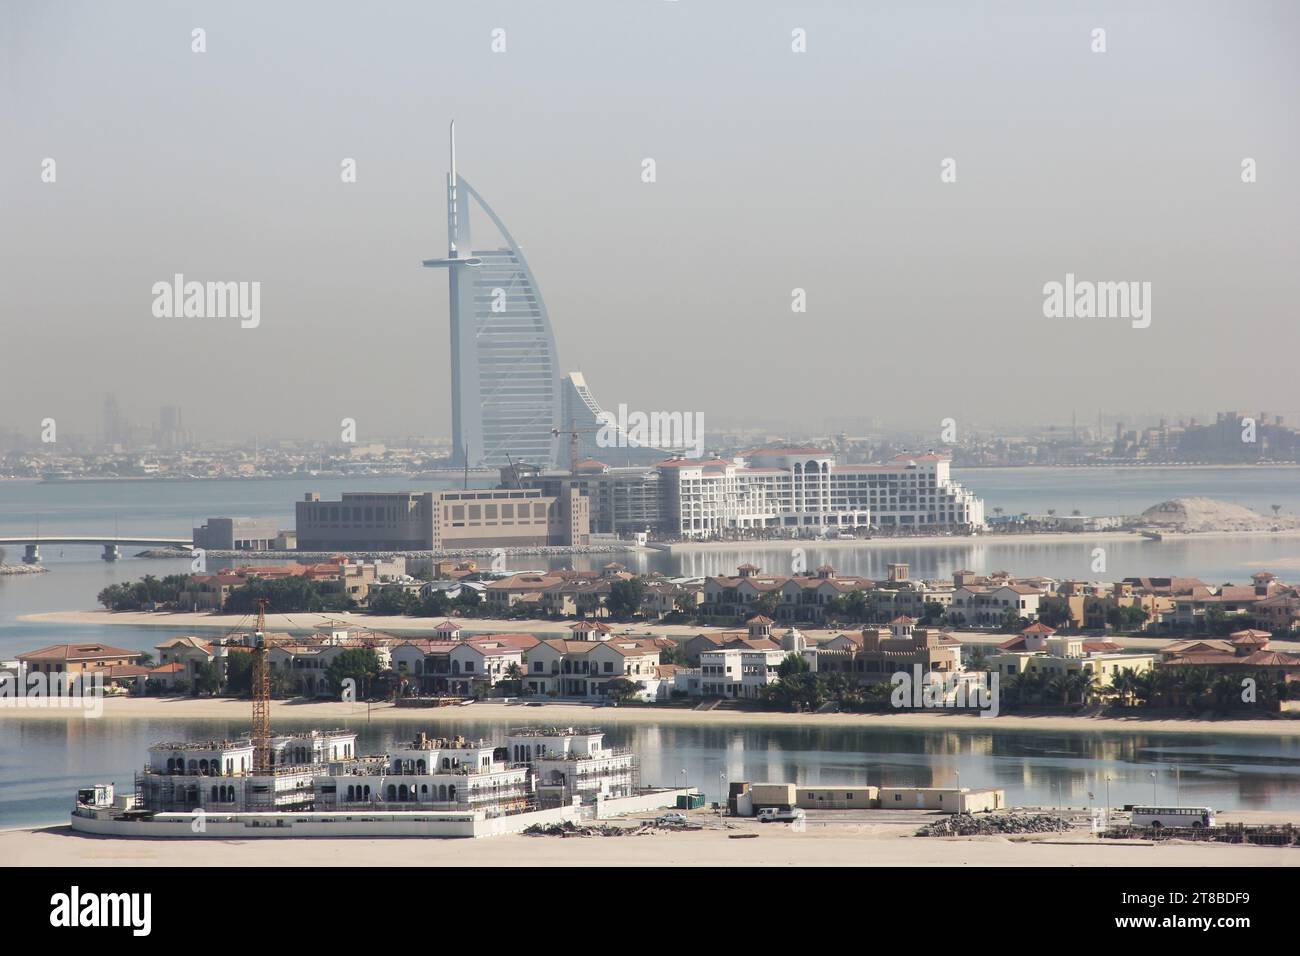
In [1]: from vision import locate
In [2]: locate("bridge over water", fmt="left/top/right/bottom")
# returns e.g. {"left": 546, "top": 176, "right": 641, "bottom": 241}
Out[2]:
{"left": 0, "top": 536, "right": 193, "bottom": 563}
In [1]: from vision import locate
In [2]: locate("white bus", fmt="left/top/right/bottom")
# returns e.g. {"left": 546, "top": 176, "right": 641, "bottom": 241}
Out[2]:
{"left": 1131, "top": 806, "right": 1215, "bottom": 829}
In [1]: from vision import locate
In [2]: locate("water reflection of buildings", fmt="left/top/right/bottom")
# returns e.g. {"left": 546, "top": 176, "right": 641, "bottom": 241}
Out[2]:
{"left": 20, "top": 718, "right": 1300, "bottom": 820}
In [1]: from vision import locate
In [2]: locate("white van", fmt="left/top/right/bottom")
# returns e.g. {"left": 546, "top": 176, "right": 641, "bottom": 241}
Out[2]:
{"left": 757, "top": 807, "right": 806, "bottom": 823}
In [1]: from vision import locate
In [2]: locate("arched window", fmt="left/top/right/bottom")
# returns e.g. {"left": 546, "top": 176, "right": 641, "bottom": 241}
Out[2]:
{"left": 399, "top": 784, "right": 409, "bottom": 801}
{"left": 211, "top": 785, "right": 218, "bottom": 800}
{"left": 417, "top": 759, "right": 426, "bottom": 773}
{"left": 448, "top": 785, "right": 456, "bottom": 801}
{"left": 386, "top": 785, "right": 396, "bottom": 801}
{"left": 438, "top": 785, "right": 447, "bottom": 801}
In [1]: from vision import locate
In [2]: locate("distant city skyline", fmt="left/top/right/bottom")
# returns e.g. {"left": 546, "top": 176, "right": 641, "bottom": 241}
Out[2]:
{"left": 3, "top": 1, "right": 1298, "bottom": 444}
{"left": 5, "top": 392, "right": 1300, "bottom": 452}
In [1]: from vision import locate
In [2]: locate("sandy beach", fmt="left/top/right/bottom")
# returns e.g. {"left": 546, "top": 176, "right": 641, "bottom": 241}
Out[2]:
{"left": 20, "top": 609, "right": 1300, "bottom": 657}
{"left": 18, "top": 608, "right": 735, "bottom": 638}
{"left": 5, "top": 813, "right": 1299, "bottom": 867}
{"left": 4, "top": 695, "right": 1299, "bottom": 738}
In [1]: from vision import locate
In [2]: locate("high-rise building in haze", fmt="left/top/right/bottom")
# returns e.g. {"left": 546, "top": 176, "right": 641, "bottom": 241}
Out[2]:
{"left": 156, "top": 405, "right": 186, "bottom": 450}
{"left": 102, "top": 393, "right": 128, "bottom": 448}
{"left": 424, "top": 123, "right": 561, "bottom": 469}
{"left": 424, "top": 124, "right": 687, "bottom": 471}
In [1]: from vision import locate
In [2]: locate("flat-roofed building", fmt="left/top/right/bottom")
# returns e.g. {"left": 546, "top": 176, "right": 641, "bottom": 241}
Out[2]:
{"left": 506, "top": 728, "right": 636, "bottom": 807}
{"left": 141, "top": 730, "right": 358, "bottom": 813}
{"left": 505, "top": 460, "right": 664, "bottom": 535}
{"left": 658, "top": 449, "right": 982, "bottom": 539}
{"left": 295, "top": 488, "right": 588, "bottom": 551}
{"left": 878, "top": 787, "right": 1005, "bottom": 813}
{"left": 192, "top": 516, "right": 282, "bottom": 551}
{"left": 316, "top": 732, "right": 530, "bottom": 817}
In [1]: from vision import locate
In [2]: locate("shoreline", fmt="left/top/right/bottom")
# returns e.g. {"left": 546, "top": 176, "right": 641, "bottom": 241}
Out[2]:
{"left": 4, "top": 696, "right": 1299, "bottom": 738}
{"left": 17, "top": 608, "right": 736, "bottom": 637}
{"left": 667, "top": 528, "right": 1300, "bottom": 552}
{"left": 17, "top": 609, "right": 1300, "bottom": 656}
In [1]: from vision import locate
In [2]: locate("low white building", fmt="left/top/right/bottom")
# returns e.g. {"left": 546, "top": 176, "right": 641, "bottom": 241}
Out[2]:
{"left": 316, "top": 732, "right": 529, "bottom": 817}
{"left": 698, "top": 644, "right": 786, "bottom": 699}
{"left": 505, "top": 728, "right": 636, "bottom": 807}
{"left": 141, "top": 730, "right": 358, "bottom": 812}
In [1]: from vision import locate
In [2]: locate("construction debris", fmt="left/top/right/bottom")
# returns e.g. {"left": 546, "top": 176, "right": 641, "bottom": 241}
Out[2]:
{"left": 523, "top": 819, "right": 702, "bottom": 837}
{"left": 916, "top": 813, "right": 1073, "bottom": 837}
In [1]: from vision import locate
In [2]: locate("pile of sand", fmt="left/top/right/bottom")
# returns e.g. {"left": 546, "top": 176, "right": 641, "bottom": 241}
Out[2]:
{"left": 1140, "top": 497, "right": 1300, "bottom": 532}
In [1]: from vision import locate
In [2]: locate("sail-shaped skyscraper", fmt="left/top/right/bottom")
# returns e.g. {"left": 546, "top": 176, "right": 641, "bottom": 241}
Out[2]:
{"left": 426, "top": 123, "right": 687, "bottom": 471}
{"left": 424, "top": 123, "right": 562, "bottom": 469}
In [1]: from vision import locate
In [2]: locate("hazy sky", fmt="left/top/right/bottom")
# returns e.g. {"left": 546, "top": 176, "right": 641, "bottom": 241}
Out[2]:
{"left": 3, "top": 0, "right": 1298, "bottom": 443}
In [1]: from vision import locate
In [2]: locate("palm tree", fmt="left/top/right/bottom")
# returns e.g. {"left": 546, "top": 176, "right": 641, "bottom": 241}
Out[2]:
{"left": 1007, "top": 671, "right": 1045, "bottom": 708}
{"left": 1109, "top": 668, "right": 1137, "bottom": 707}
{"left": 1272, "top": 504, "right": 1282, "bottom": 517}
{"left": 1179, "top": 667, "right": 1210, "bottom": 710}
{"left": 1047, "top": 675, "right": 1071, "bottom": 707}
{"left": 1069, "top": 670, "right": 1099, "bottom": 705}
{"left": 1005, "top": 672, "right": 1031, "bottom": 708}
{"left": 1210, "top": 673, "right": 1241, "bottom": 713}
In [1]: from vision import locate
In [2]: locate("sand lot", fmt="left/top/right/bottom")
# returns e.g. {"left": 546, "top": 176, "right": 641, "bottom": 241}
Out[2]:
{"left": 6, "top": 811, "right": 1299, "bottom": 867}
{"left": 4, "top": 695, "right": 1299, "bottom": 739}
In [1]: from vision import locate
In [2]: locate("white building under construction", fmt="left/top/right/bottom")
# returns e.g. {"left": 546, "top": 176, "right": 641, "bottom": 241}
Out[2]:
{"left": 132, "top": 727, "right": 638, "bottom": 818}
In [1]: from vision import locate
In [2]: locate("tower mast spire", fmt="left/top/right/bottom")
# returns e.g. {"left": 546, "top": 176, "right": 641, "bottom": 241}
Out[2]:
{"left": 448, "top": 120, "right": 459, "bottom": 255}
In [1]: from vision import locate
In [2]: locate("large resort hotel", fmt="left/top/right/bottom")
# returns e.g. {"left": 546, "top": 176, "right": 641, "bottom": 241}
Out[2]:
{"left": 655, "top": 448, "right": 984, "bottom": 537}
{"left": 422, "top": 123, "right": 697, "bottom": 472}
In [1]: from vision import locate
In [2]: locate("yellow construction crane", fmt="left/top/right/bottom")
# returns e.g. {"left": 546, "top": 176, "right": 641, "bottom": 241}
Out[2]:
{"left": 551, "top": 419, "right": 605, "bottom": 476}
{"left": 250, "top": 597, "right": 272, "bottom": 772}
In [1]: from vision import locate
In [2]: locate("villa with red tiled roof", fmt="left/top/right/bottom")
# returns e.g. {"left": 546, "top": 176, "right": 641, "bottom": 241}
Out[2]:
{"left": 1170, "top": 580, "right": 1286, "bottom": 629}
{"left": 1159, "top": 630, "right": 1300, "bottom": 680}
{"left": 17, "top": 643, "right": 143, "bottom": 676}
{"left": 569, "top": 620, "right": 614, "bottom": 641}
{"left": 16, "top": 642, "right": 153, "bottom": 693}
{"left": 997, "top": 622, "right": 1057, "bottom": 652}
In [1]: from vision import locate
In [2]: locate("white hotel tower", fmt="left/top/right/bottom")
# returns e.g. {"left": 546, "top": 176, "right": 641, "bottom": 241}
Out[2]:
{"left": 659, "top": 449, "right": 984, "bottom": 538}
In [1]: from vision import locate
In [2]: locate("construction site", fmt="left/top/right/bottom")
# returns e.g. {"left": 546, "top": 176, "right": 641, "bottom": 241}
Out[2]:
{"left": 70, "top": 601, "right": 687, "bottom": 837}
